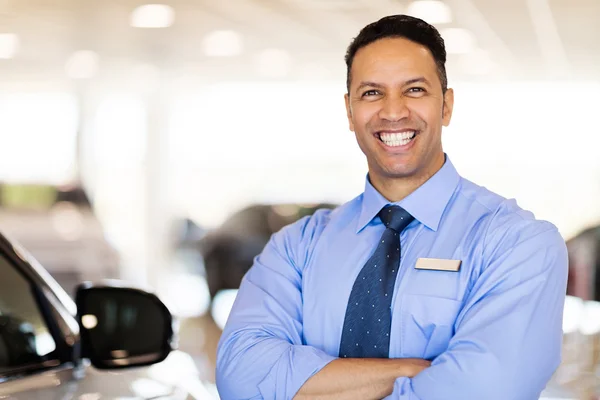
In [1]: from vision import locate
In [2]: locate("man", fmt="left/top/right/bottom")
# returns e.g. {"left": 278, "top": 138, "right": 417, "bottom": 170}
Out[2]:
{"left": 216, "top": 15, "right": 568, "bottom": 400}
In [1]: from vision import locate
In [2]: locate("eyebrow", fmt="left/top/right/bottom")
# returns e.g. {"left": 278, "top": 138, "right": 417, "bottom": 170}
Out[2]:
{"left": 355, "top": 77, "right": 431, "bottom": 93}
{"left": 405, "top": 77, "right": 431, "bottom": 86}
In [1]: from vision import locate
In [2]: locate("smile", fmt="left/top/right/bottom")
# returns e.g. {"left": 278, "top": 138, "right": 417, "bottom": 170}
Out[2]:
{"left": 377, "top": 131, "right": 417, "bottom": 147}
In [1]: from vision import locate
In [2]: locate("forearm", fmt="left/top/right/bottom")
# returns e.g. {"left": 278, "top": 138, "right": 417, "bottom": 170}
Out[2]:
{"left": 295, "top": 358, "right": 430, "bottom": 400}
{"left": 385, "top": 230, "right": 569, "bottom": 400}
{"left": 217, "top": 335, "right": 336, "bottom": 400}
{"left": 385, "top": 346, "right": 561, "bottom": 400}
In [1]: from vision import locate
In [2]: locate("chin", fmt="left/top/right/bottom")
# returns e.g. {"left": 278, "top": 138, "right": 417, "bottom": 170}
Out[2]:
{"left": 380, "top": 166, "right": 418, "bottom": 179}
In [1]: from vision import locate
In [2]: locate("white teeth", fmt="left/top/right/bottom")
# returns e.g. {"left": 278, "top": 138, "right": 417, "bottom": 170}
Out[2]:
{"left": 380, "top": 131, "right": 416, "bottom": 147}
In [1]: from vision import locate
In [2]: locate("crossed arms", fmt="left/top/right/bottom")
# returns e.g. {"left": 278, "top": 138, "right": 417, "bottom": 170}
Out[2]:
{"left": 216, "top": 220, "right": 568, "bottom": 400}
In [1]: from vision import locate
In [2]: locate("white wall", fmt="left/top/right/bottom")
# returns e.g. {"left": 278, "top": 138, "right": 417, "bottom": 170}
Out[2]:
{"left": 166, "top": 81, "right": 600, "bottom": 240}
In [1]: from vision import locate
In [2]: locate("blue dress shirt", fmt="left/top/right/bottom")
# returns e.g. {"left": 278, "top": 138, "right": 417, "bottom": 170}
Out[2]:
{"left": 216, "top": 156, "right": 568, "bottom": 400}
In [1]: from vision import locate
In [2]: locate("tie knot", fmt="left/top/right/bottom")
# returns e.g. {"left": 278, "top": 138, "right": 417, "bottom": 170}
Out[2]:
{"left": 379, "top": 205, "right": 414, "bottom": 233}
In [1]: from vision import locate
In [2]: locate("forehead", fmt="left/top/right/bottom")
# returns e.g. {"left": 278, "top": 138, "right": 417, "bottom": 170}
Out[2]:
{"left": 350, "top": 37, "right": 439, "bottom": 85}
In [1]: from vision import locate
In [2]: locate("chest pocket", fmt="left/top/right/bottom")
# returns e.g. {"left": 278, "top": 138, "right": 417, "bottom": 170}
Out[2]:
{"left": 400, "top": 294, "right": 462, "bottom": 360}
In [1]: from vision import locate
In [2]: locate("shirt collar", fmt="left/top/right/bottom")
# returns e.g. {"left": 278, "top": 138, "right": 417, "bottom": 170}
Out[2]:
{"left": 356, "top": 155, "right": 461, "bottom": 233}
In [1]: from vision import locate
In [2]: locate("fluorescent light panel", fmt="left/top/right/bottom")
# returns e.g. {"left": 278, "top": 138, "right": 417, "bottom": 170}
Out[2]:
{"left": 0, "top": 33, "right": 19, "bottom": 59}
{"left": 130, "top": 4, "right": 175, "bottom": 28}
{"left": 406, "top": 1, "right": 453, "bottom": 24}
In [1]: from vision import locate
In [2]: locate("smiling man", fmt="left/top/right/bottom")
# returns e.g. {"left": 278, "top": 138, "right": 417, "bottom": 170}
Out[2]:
{"left": 216, "top": 15, "right": 568, "bottom": 400}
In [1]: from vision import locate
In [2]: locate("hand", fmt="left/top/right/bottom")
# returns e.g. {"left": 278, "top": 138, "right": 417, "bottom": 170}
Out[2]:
{"left": 399, "top": 358, "right": 431, "bottom": 378}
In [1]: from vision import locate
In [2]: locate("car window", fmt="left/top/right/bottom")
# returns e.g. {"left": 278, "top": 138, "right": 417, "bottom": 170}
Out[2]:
{"left": 0, "top": 252, "right": 57, "bottom": 375}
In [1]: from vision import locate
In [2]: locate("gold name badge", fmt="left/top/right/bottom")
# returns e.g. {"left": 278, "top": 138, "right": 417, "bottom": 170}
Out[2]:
{"left": 415, "top": 258, "right": 462, "bottom": 272}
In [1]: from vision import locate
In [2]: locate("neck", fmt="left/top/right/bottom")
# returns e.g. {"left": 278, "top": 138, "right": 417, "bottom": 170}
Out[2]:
{"left": 369, "top": 156, "right": 445, "bottom": 203}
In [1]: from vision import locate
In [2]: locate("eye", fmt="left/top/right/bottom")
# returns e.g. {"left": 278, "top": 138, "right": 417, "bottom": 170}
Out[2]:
{"left": 361, "top": 90, "right": 381, "bottom": 97}
{"left": 407, "top": 87, "right": 425, "bottom": 93}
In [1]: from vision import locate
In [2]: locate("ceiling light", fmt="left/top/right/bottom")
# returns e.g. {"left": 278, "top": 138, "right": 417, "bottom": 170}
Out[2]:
{"left": 130, "top": 4, "right": 175, "bottom": 28}
{"left": 65, "top": 50, "right": 99, "bottom": 79}
{"left": 440, "top": 28, "right": 476, "bottom": 54}
{"left": 0, "top": 33, "right": 19, "bottom": 59}
{"left": 202, "top": 30, "right": 243, "bottom": 57}
{"left": 255, "top": 48, "right": 292, "bottom": 79}
{"left": 406, "top": 1, "right": 452, "bottom": 24}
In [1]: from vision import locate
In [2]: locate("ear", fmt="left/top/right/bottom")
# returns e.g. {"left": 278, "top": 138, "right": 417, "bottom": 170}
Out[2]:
{"left": 442, "top": 88, "right": 454, "bottom": 127}
{"left": 344, "top": 93, "right": 355, "bottom": 132}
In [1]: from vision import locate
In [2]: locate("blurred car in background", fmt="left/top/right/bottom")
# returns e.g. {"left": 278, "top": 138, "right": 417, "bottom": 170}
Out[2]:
{"left": 173, "top": 203, "right": 337, "bottom": 331}
{"left": 178, "top": 203, "right": 338, "bottom": 300}
{"left": 566, "top": 224, "right": 600, "bottom": 301}
{"left": 0, "top": 230, "right": 215, "bottom": 399}
{"left": 0, "top": 183, "right": 119, "bottom": 297}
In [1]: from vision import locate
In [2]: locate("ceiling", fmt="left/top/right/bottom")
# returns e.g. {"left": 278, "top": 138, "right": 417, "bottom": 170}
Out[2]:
{"left": 0, "top": 0, "right": 598, "bottom": 89}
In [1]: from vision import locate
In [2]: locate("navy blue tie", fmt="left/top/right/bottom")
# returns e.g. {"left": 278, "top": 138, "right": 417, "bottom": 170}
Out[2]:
{"left": 339, "top": 205, "right": 414, "bottom": 358}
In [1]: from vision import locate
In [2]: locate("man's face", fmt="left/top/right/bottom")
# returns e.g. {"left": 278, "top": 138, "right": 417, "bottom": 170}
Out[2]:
{"left": 345, "top": 37, "right": 454, "bottom": 184}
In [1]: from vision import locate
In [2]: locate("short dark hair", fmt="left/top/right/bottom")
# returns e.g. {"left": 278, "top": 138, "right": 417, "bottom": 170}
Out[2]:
{"left": 345, "top": 15, "right": 448, "bottom": 94}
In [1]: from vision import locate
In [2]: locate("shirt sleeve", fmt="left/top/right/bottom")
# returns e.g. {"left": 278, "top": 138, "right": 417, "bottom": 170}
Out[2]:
{"left": 385, "top": 221, "right": 569, "bottom": 400}
{"left": 216, "top": 211, "right": 337, "bottom": 400}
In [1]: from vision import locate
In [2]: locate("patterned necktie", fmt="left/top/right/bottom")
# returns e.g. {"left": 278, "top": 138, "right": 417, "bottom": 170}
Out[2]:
{"left": 339, "top": 205, "right": 414, "bottom": 358}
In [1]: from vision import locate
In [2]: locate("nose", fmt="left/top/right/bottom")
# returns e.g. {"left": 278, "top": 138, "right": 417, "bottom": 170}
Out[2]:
{"left": 378, "top": 94, "right": 410, "bottom": 122}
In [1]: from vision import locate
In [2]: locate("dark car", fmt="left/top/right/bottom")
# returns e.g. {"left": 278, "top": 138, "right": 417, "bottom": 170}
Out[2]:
{"left": 187, "top": 203, "right": 338, "bottom": 299}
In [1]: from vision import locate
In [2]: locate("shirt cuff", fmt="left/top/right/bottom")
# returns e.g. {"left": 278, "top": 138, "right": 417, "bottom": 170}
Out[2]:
{"left": 382, "top": 376, "right": 421, "bottom": 400}
{"left": 257, "top": 345, "right": 337, "bottom": 400}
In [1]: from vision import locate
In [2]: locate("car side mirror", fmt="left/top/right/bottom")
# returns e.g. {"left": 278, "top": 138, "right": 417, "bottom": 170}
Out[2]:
{"left": 75, "top": 281, "right": 174, "bottom": 369}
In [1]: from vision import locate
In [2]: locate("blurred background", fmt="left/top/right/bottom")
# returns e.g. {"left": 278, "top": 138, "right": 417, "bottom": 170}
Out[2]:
{"left": 0, "top": 0, "right": 598, "bottom": 398}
